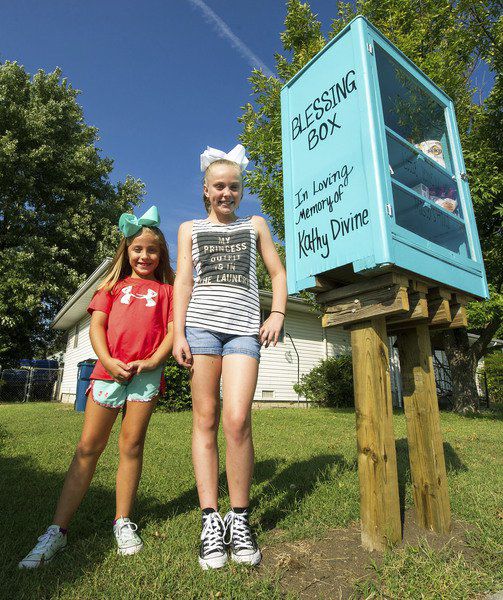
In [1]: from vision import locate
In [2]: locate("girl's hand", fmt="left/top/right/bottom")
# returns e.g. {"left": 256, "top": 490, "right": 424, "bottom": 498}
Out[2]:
{"left": 259, "top": 313, "right": 284, "bottom": 348}
{"left": 127, "top": 358, "right": 158, "bottom": 375}
{"left": 103, "top": 358, "right": 132, "bottom": 383}
{"left": 173, "top": 336, "right": 193, "bottom": 368}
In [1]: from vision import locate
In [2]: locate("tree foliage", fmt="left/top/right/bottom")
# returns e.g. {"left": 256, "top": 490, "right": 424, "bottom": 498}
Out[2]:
{"left": 0, "top": 62, "right": 144, "bottom": 365}
{"left": 240, "top": 0, "right": 502, "bottom": 412}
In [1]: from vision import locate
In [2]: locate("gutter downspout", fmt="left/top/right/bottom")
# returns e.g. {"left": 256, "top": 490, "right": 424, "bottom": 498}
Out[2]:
{"left": 285, "top": 332, "right": 302, "bottom": 407}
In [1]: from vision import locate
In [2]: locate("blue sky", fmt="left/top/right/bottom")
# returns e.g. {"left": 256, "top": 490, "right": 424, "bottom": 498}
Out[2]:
{"left": 0, "top": 1, "right": 494, "bottom": 263}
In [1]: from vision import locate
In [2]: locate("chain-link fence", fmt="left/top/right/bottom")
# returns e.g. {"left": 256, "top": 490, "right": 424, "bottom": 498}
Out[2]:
{"left": 0, "top": 367, "right": 63, "bottom": 403}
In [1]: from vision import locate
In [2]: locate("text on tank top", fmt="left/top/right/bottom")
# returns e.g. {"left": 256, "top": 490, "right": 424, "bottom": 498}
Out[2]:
{"left": 185, "top": 216, "right": 260, "bottom": 335}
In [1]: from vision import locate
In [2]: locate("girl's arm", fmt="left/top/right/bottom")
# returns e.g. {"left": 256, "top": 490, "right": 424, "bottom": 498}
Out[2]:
{"left": 253, "top": 216, "right": 287, "bottom": 347}
{"left": 173, "top": 221, "right": 194, "bottom": 368}
{"left": 89, "top": 310, "right": 132, "bottom": 382}
{"left": 127, "top": 322, "right": 174, "bottom": 374}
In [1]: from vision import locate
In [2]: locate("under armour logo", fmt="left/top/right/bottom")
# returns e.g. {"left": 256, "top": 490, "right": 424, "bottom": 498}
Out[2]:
{"left": 120, "top": 285, "right": 158, "bottom": 307}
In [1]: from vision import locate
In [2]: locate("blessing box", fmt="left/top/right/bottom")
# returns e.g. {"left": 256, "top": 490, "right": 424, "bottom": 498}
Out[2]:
{"left": 281, "top": 16, "right": 488, "bottom": 299}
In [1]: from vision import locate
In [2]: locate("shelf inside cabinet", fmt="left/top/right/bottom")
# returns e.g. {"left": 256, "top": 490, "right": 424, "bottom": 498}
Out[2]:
{"left": 390, "top": 178, "right": 464, "bottom": 225}
{"left": 385, "top": 126, "right": 463, "bottom": 221}
{"left": 390, "top": 179, "right": 471, "bottom": 259}
{"left": 385, "top": 126, "right": 454, "bottom": 179}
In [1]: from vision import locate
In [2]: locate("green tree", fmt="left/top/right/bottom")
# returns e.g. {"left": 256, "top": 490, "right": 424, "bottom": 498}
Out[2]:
{"left": 0, "top": 62, "right": 144, "bottom": 365}
{"left": 255, "top": 242, "right": 285, "bottom": 290}
{"left": 240, "top": 0, "right": 502, "bottom": 413}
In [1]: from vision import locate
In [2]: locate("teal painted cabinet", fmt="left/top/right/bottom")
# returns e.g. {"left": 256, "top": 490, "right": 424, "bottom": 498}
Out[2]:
{"left": 281, "top": 16, "right": 489, "bottom": 299}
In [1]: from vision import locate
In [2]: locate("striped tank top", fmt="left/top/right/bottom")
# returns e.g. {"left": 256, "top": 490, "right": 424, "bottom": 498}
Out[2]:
{"left": 186, "top": 217, "right": 260, "bottom": 335}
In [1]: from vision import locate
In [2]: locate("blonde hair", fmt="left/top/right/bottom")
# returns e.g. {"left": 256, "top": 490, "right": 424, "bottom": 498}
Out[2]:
{"left": 97, "top": 226, "right": 175, "bottom": 292}
{"left": 202, "top": 159, "right": 243, "bottom": 214}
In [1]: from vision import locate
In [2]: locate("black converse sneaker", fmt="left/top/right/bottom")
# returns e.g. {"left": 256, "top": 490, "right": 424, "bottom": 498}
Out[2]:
{"left": 199, "top": 511, "right": 227, "bottom": 570}
{"left": 223, "top": 509, "right": 261, "bottom": 566}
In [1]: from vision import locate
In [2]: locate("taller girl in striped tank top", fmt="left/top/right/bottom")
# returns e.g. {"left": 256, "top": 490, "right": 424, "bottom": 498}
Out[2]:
{"left": 173, "top": 144, "right": 287, "bottom": 570}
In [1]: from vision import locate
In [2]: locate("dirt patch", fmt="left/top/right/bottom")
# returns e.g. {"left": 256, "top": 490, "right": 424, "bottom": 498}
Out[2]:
{"left": 260, "top": 509, "right": 475, "bottom": 599}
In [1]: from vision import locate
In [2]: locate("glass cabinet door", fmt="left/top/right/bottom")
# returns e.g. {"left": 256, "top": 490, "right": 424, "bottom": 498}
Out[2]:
{"left": 374, "top": 43, "right": 471, "bottom": 259}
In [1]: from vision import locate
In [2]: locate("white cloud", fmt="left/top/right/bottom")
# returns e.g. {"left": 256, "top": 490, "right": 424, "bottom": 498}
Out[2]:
{"left": 187, "top": 0, "right": 274, "bottom": 78}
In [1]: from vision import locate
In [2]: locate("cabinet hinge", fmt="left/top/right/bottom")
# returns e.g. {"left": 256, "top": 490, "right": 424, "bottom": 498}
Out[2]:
{"left": 367, "top": 43, "right": 373, "bottom": 54}
{"left": 386, "top": 203, "right": 393, "bottom": 217}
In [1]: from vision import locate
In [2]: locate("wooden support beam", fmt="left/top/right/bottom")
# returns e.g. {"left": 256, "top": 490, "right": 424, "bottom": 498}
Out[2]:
{"left": 449, "top": 303, "right": 468, "bottom": 328}
{"left": 351, "top": 317, "right": 402, "bottom": 551}
{"left": 317, "top": 272, "right": 407, "bottom": 304}
{"left": 452, "top": 292, "right": 474, "bottom": 306}
{"left": 427, "top": 288, "right": 452, "bottom": 326}
{"left": 429, "top": 302, "right": 468, "bottom": 331}
{"left": 386, "top": 291, "right": 428, "bottom": 325}
{"left": 396, "top": 325, "right": 451, "bottom": 534}
{"left": 322, "top": 284, "right": 409, "bottom": 328}
{"left": 305, "top": 275, "right": 338, "bottom": 293}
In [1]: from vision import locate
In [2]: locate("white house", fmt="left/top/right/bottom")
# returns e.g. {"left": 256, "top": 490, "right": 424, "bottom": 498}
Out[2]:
{"left": 54, "top": 261, "right": 499, "bottom": 408}
{"left": 52, "top": 260, "right": 353, "bottom": 406}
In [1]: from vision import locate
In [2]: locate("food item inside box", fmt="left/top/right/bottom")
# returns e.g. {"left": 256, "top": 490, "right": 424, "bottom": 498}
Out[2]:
{"left": 429, "top": 186, "right": 458, "bottom": 213}
{"left": 414, "top": 140, "right": 445, "bottom": 168}
{"left": 434, "top": 197, "right": 458, "bottom": 212}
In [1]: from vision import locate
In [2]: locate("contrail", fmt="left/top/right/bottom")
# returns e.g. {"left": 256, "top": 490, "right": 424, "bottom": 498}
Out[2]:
{"left": 187, "top": 0, "right": 274, "bottom": 77}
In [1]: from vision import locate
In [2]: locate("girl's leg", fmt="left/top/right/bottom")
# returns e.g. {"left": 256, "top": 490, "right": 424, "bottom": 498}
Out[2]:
{"left": 53, "top": 398, "right": 119, "bottom": 528}
{"left": 115, "top": 398, "right": 157, "bottom": 519}
{"left": 221, "top": 354, "right": 259, "bottom": 508}
{"left": 191, "top": 355, "right": 222, "bottom": 509}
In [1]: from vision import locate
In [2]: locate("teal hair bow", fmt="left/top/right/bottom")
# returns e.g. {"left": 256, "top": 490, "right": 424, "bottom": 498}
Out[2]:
{"left": 118, "top": 206, "right": 161, "bottom": 238}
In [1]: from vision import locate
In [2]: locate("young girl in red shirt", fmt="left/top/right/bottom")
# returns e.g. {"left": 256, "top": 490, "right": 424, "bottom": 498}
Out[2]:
{"left": 19, "top": 206, "right": 174, "bottom": 568}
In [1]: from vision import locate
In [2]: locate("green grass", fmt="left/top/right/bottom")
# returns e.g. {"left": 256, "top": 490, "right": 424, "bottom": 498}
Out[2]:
{"left": 0, "top": 403, "right": 502, "bottom": 599}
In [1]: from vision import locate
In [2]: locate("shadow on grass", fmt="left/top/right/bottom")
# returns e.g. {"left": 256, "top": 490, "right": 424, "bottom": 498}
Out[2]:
{"left": 0, "top": 431, "right": 118, "bottom": 598}
{"left": 395, "top": 438, "right": 467, "bottom": 519}
{"left": 255, "top": 454, "right": 355, "bottom": 531}
{"left": 137, "top": 454, "right": 355, "bottom": 534}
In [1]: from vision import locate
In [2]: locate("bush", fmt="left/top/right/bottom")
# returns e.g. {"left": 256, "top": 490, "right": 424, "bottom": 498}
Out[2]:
{"left": 156, "top": 356, "right": 192, "bottom": 412}
{"left": 294, "top": 354, "right": 354, "bottom": 408}
{"left": 483, "top": 352, "right": 503, "bottom": 404}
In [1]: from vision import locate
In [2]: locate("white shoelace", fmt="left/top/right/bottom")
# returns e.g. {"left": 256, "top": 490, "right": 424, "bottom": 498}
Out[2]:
{"left": 115, "top": 520, "right": 139, "bottom": 542}
{"left": 31, "top": 528, "right": 60, "bottom": 554}
{"left": 223, "top": 511, "right": 254, "bottom": 550}
{"left": 201, "top": 512, "right": 225, "bottom": 556}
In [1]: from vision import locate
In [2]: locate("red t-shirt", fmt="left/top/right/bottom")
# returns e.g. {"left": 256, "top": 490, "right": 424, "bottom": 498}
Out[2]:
{"left": 87, "top": 277, "right": 173, "bottom": 381}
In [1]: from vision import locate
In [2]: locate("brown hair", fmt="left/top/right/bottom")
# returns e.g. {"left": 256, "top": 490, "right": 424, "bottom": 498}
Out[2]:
{"left": 97, "top": 226, "right": 175, "bottom": 291}
{"left": 202, "top": 159, "right": 243, "bottom": 214}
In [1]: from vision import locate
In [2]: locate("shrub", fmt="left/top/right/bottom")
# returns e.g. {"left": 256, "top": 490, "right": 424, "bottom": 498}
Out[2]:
{"left": 294, "top": 354, "right": 354, "bottom": 408}
{"left": 157, "top": 356, "right": 192, "bottom": 412}
{"left": 483, "top": 352, "right": 503, "bottom": 404}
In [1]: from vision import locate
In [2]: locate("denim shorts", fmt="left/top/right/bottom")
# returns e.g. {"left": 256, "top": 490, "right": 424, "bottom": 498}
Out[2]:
{"left": 185, "top": 327, "right": 260, "bottom": 362}
{"left": 88, "top": 366, "right": 165, "bottom": 409}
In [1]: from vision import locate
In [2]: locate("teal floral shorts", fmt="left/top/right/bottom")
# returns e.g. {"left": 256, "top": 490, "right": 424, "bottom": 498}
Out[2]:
{"left": 88, "top": 366, "right": 165, "bottom": 409}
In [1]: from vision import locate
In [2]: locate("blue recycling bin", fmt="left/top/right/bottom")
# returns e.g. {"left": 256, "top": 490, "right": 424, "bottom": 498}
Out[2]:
{"left": 75, "top": 361, "right": 96, "bottom": 412}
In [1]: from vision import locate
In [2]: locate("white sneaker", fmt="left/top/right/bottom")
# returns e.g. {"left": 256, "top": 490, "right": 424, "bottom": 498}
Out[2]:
{"left": 18, "top": 525, "right": 67, "bottom": 569}
{"left": 113, "top": 517, "right": 143, "bottom": 556}
{"left": 199, "top": 511, "right": 228, "bottom": 570}
{"left": 224, "top": 510, "right": 261, "bottom": 566}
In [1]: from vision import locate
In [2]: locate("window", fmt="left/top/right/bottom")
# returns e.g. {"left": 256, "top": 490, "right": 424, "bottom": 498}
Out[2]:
{"left": 261, "top": 390, "right": 275, "bottom": 400}
{"left": 73, "top": 322, "right": 80, "bottom": 349}
{"left": 260, "top": 309, "right": 284, "bottom": 343}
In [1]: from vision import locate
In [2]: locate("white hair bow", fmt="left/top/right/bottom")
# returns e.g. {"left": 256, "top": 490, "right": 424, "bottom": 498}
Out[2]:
{"left": 200, "top": 144, "right": 249, "bottom": 172}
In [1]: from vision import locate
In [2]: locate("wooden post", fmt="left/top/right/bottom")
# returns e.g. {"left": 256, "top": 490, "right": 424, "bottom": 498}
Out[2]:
{"left": 351, "top": 317, "right": 401, "bottom": 551}
{"left": 396, "top": 324, "right": 451, "bottom": 533}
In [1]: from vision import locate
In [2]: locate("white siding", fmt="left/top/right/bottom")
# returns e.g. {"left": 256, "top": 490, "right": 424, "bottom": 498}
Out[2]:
{"left": 59, "top": 314, "right": 96, "bottom": 403}
{"left": 325, "top": 326, "right": 351, "bottom": 357}
{"left": 254, "top": 309, "right": 351, "bottom": 404}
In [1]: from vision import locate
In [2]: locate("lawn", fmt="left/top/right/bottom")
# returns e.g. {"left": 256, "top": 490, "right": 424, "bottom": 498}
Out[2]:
{"left": 0, "top": 403, "right": 501, "bottom": 599}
